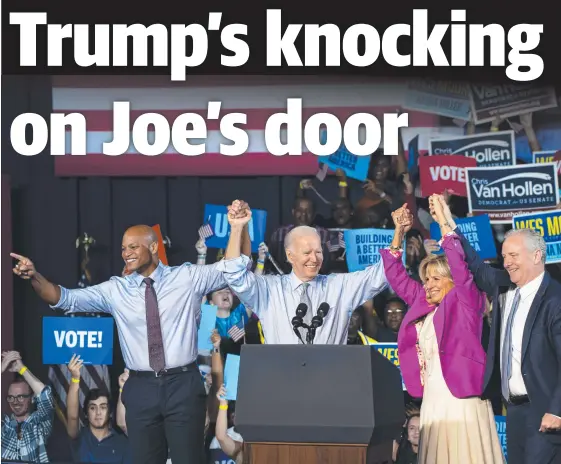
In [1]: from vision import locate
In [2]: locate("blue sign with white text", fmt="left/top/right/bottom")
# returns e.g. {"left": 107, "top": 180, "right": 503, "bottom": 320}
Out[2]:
{"left": 43, "top": 317, "right": 114, "bottom": 365}
{"left": 495, "top": 415, "right": 507, "bottom": 461}
{"left": 513, "top": 210, "right": 561, "bottom": 264}
{"left": 203, "top": 204, "right": 267, "bottom": 253}
{"left": 466, "top": 163, "right": 559, "bottom": 224}
{"left": 318, "top": 129, "right": 371, "bottom": 181}
{"left": 344, "top": 229, "right": 404, "bottom": 272}
{"left": 430, "top": 215, "right": 497, "bottom": 260}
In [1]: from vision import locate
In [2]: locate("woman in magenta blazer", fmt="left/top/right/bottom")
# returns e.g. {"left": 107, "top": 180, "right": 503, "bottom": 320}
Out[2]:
{"left": 379, "top": 196, "right": 504, "bottom": 464}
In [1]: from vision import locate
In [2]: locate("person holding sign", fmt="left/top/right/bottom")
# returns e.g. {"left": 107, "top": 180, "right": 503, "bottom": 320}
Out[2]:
{"left": 438, "top": 196, "right": 561, "bottom": 464}
{"left": 65, "top": 354, "right": 131, "bottom": 463}
{"left": 216, "top": 200, "right": 388, "bottom": 344}
{"left": 11, "top": 223, "right": 251, "bottom": 464}
{"left": 379, "top": 201, "right": 504, "bottom": 464}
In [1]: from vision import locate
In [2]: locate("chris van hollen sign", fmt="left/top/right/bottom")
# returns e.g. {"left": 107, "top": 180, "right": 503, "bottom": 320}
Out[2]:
{"left": 466, "top": 163, "right": 559, "bottom": 224}
{"left": 428, "top": 130, "right": 516, "bottom": 167}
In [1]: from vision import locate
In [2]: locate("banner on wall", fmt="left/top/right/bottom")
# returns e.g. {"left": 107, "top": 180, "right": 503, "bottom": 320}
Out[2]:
{"left": 403, "top": 79, "right": 471, "bottom": 121}
{"left": 512, "top": 210, "right": 561, "bottom": 264}
{"left": 469, "top": 84, "right": 558, "bottom": 124}
{"left": 203, "top": 204, "right": 267, "bottom": 253}
{"left": 466, "top": 163, "right": 559, "bottom": 224}
{"left": 428, "top": 131, "right": 516, "bottom": 168}
{"left": 43, "top": 317, "right": 114, "bottom": 365}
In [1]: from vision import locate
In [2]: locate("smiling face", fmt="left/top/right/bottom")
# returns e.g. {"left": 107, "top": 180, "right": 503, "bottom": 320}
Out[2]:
{"left": 331, "top": 198, "right": 352, "bottom": 227}
{"left": 407, "top": 416, "right": 420, "bottom": 446}
{"left": 285, "top": 229, "right": 323, "bottom": 281}
{"left": 121, "top": 226, "right": 158, "bottom": 276}
{"left": 502, "top": 232, "right": 545, "bottom": 287}
{"left": 420, "top": 256, "right": 454, "bottom": 305}
{"left": 292, "top": 198, "right": 315, "bottom": 227}
{"left": 7, "top": 381, "right": 33, "bottom": 419}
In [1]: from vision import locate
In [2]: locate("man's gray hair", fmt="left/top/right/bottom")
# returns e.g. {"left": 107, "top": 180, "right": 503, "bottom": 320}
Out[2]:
{"left": 504, "top": 228, "right": 547, "bottom": 263}
{"left": 284, "top": 226, "right": 321, "bottom": 250}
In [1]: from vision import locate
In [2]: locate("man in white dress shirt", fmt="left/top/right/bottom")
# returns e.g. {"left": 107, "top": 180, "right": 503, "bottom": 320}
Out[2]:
{"left": 215, "top": 200, "right": 389, "bottom": 345}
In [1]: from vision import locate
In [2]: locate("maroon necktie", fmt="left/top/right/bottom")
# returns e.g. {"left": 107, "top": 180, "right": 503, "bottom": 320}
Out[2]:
{"left": 144, "top": 277, "right": 165, "bottom": 373}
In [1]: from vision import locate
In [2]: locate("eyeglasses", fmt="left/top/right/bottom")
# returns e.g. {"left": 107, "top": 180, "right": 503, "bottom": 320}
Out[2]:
{"left": 7, "top": 394, "right": 32, "bottom": 403}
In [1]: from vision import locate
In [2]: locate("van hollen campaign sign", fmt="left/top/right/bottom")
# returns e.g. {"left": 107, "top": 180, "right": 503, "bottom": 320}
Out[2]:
{"left": 466, "top": 163, "right": 559, "bottom": 224}
{"left": 428, "top": 130, "right": 516, "bottom": 168}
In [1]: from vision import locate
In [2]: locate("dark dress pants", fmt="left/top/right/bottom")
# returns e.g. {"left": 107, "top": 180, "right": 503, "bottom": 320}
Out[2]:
{"left": 122, "top": 366, "right": 207, "bottom": 464}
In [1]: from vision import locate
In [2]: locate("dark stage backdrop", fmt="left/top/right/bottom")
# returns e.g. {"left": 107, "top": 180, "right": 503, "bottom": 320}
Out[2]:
{"left": 2, "top": 75, "right": 363, "bottom": 393}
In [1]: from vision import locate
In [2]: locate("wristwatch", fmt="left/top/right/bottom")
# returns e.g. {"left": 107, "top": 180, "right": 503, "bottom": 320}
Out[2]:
{"left": 212, "top": 347, "right": 220, "bottom": 354}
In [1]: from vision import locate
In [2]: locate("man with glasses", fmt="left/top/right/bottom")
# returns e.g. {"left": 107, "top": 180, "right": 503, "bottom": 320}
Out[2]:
{"left": 1, "top": 351, "right": 55, "bottom": 463}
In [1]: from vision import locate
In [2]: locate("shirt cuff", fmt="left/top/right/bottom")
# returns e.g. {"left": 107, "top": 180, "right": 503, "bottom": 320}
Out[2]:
{"left": 49, "top": 286, "right": 67, "bottom": 310}
{"left": 215, "top": 255, "right": 251, "bottom": 273}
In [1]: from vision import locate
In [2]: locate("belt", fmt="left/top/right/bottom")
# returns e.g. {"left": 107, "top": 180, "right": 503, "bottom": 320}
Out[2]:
{"left": 128, "top": 362, "right": 198, "bottom": 378}
{"left": 508, "top": 394, "right": 530, "bottom": 405}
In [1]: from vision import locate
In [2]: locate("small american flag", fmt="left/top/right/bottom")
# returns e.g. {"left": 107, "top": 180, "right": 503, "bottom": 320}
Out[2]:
{"left": 327, "top": 232, "right": 346, "bottom": 252}
{"left": 338, "top": 232, "right": 346, "bottom": 249}
{"left": 198, "top": 223, "right": 214, "bottom": 239}
{"left": 228, "top": 320, "right": 245, "bottom": 342}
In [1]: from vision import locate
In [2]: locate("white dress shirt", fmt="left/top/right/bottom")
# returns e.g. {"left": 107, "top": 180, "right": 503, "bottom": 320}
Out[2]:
{"left": 500, "top": 272, "right": 544, "bottom": 396}
{"left": 215, "top": 255, "right": 388, "bottom": 344}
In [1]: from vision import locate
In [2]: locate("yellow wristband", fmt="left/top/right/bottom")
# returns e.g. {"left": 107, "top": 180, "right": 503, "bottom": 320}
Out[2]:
{"left": 18, "top": 366, "right": 28, "bottom": 376}
{"left": 338, "top": 181, "right": 348, "bottom": 187}
{"left": 119, "top": 388, "right": 123, "bottom": 393}
{"left": 71, "top": 377, "right": 80, "bottom": 384}
{"left": 490, "top": 126, "right": 499, "bottom": 132}
{"left": 219, "top": 404, "right": 228, "bottom": 410}
{"left": 256, "top": 263, "right": 264, "bottom": 270}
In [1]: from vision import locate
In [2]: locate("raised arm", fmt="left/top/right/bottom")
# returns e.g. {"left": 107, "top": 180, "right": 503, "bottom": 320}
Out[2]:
{"left": 65, "top": 355, "right": 82, "bottom": 439}
{"left": 380, "top": 205, "right": 423, "bottom": 306}
{"left": 430, "top": 194, "right": 484, "bottom": 310}
{"left": 437, "top": 196, "right": 511, "bottom": 293}
{"left": 11, "top": 253, "right": 61, "bottom": 305}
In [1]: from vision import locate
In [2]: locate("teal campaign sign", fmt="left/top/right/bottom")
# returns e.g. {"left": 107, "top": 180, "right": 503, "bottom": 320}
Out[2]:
{"left": 344, "top": 228, "right": 405, "bottom": 272}
{"left": 495, "top": 415, "right": 507, "bottom": 461}
{"left": 317, "top": 129, "right": 371, "bottom": 181}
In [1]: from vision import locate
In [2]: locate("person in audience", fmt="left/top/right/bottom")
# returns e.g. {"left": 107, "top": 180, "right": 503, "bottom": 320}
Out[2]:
{"left": 216, "top": 200, "right": 388, "bottom": 345}
{"left": 405, "top": 230, "right": 427, "bottom": 282}
{"left": 1, "top": 351, "right": 55, "bottom": 464}
{"left": 66, "top": 354, "right": 131, "bottom": 463}
{"left": 268, "top": 196, "right": 332, "bottom": 274}
{"left": 212, "top": 386, "right": 243, "bottom": 464}
{"left": 439, "top": 195, "right": 561, "bottom": 463}
{"left": 380, "top": 200, "right": 504, "bottom": 463}
{"left": 11, "top": 223, "right": 251, "bottom": 464}
{"left": 393, "top": 413, "right": 420, "bottom": 464}
{"left": 383, "top": 297, "right": 407, "bottom": 335}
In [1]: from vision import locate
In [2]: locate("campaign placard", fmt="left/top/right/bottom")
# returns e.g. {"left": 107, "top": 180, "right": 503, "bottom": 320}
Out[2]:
{"left": 344, "top": 229, "right": 405, "bottom": 272}
{"left": 317, "top": 129, "right": 371, "bottom": 182}
{"left": 43, "top": 317, "right": 114, "bottom": 365}
{"left": 512, "top": 210, "right": 561, "bottom": 264}
{"left": 533, "top": 150, "right": 561, "bottom": 175}
{"left": 495, "top": 416, "right": 507, "bottom": 461}
{"left": 469, "top": 84, "right": 558, "bottom": 124}
{"left": 403, "top": 79, "right": 471, "bottom": 121}
{"left": 224, "top": 354, "right": 240, "bottom": 401}
{"left": 197, "top": 304, "right": 218, "bottom": 352}
{"left": 430, "top": 215, "right": 497, "bottom": 260}
{"left": 419, "top": 154, "right": 476, "bottom": 197}
{"left": 372, "top": 343, "right": 406, "bottom": 391}
{"left": 466, "top": 163, "right": 559, "bottom": 224}
{"left": 428, "top": 131, "right": 516, "bottom": 167}
{"left": 203, "top": 204, "right": 267, "bottom": 253}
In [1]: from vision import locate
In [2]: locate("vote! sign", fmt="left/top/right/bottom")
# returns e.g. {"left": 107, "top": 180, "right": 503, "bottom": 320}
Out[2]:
{"left": 419, "top": 154, "right": 476, "bottom": 197}
{"left": 43, "top": 317, "right": 114, "bottom": 365}
{"left": 203, "top": 204, "right": 267, "bottom": 253}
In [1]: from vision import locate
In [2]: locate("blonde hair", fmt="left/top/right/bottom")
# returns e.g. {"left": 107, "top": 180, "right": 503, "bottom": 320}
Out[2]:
{"left": 418, "top": 254, "right": 452, "bottom": 283}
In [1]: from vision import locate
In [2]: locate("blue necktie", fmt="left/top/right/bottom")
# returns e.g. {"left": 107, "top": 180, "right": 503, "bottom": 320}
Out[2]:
{"left": 501, "top": 288, "right": 521, "bottom": 400}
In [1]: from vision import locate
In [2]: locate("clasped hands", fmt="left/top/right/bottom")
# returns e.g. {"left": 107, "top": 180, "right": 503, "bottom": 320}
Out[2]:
{"left": 227, "top": 199, "right": 251, "bottom": 228}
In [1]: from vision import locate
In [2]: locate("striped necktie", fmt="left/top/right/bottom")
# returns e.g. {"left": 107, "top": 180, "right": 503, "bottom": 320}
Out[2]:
{"left": 501, "top": 288, "right": 521, "bottom": 400}
{"left": 298, "top": 283, "right": 313, "bottom": 343}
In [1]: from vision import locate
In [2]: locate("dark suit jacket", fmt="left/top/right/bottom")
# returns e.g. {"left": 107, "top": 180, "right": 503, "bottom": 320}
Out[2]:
{"left": 456, "top": 228, "right": 561, "bottom": 442}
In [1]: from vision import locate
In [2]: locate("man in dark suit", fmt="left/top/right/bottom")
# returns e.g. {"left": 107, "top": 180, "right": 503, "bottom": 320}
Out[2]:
{"left": 437, "top": 198, "right": 561, "bottom": 463}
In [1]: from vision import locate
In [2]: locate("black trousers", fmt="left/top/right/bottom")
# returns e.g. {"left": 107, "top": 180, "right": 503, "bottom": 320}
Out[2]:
{"left": 507, "top": 402, "right": 561, "bottom": 464}
{"left": 122, "top": 366, "right": 207, "bottom": 464}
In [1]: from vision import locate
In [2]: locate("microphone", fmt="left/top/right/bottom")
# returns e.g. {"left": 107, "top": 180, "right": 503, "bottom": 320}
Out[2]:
{"left": 292, "top": 303, "right": 309, "bottom": 344}
{"left": 309, "top": 303, "right": 330, "bottom": 344}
